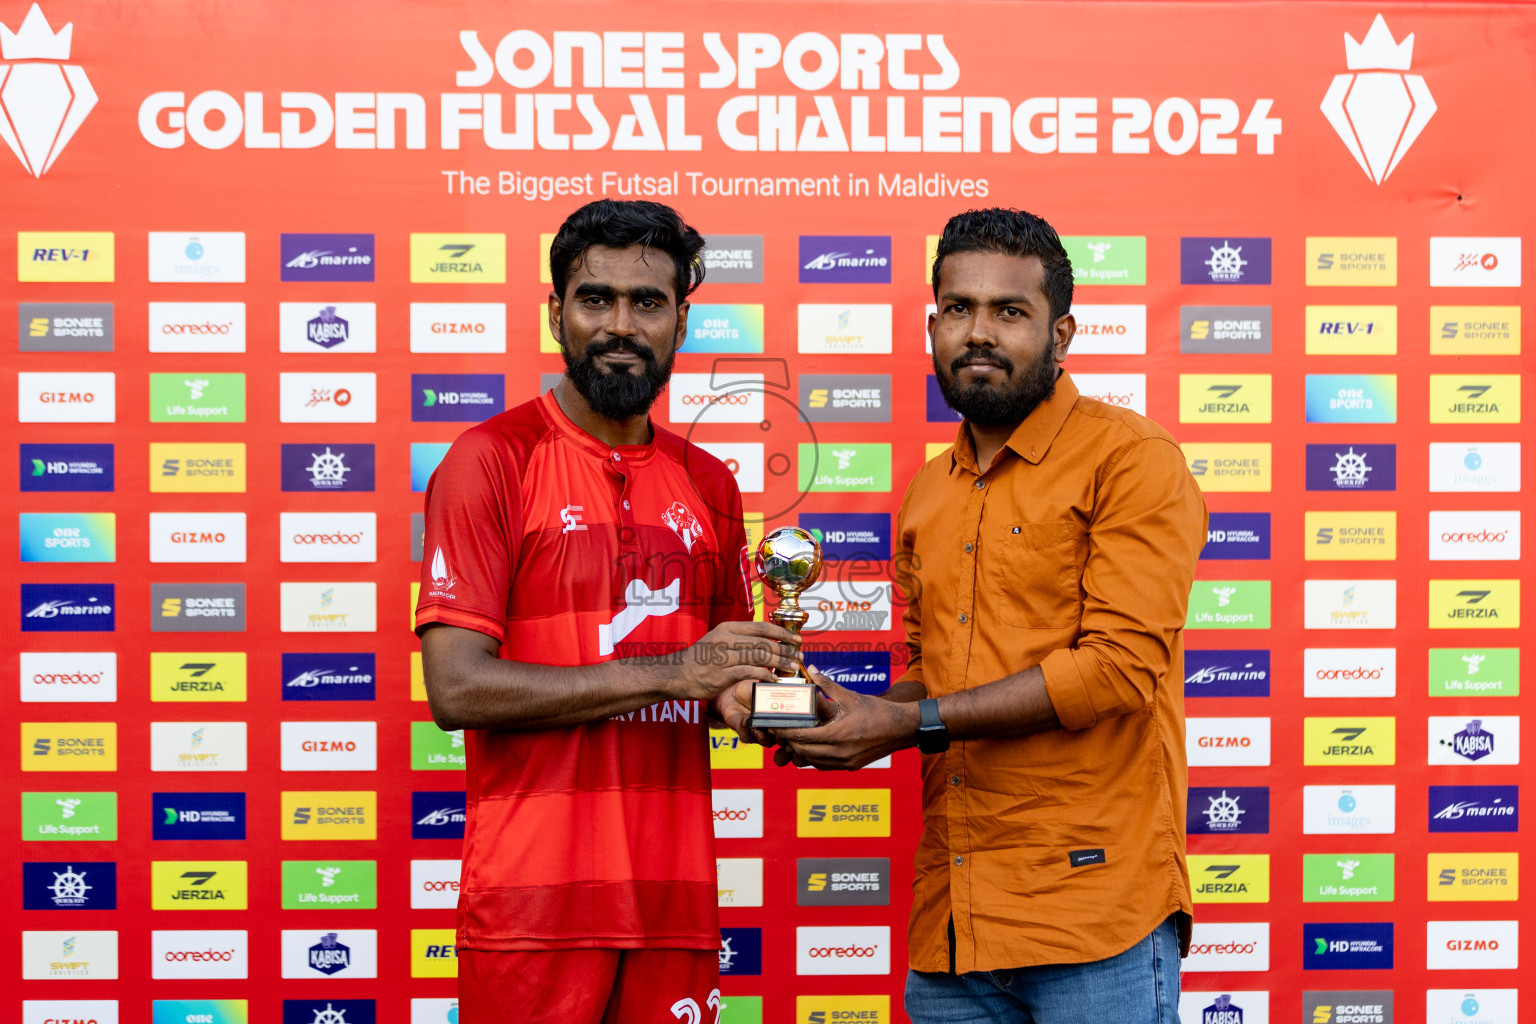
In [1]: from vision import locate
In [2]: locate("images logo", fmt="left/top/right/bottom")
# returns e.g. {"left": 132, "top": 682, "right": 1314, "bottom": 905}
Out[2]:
{"left": 412, "top": 373, "right": 505, "bottom": 422}
{"left": 1429, "top": 443, "right": 1521, "bottom": 493}
{"left": 410, "top": 233, "right": 506, "bottom": 283}
{"left": 1184, "top": 443, "right": 1272, "bottom": 492}
{"left": 1305, "top": 922, "right": 1393, "bottom": 970}
{"left": 155, "top": 792, "right": 245, "bottom": 840}
{"left": 1188, "top": 787, "right": 1270, "bottom": 835}
{"left": 1186, "top": 718, "right": 1272, "bottom": 767}
{"left": 1180, "top": 238, "right": 1272, "bottom": 285}
{"left": 1202, "top": 514, "right": 1271, "bottom": 561}
{"left": 1305, "top": 444, "right": 1396, "bottom": 492}
{"left": 281, "top": 234, "right": 374, "bottom": 282}
{"left": 798, "top": 235, "right": 891, "bottom": 283}
{"left": 147, "top": 232, "right": 245, "bottom": 282}
{"left": 1305, "top": 305, "right": 1398, "bottom": 355}
{"left": 0, "top": 4, "right": 97, "bottom": 176}
{"left": 1303, "top": 785, "right": 1396, "bottom": 835}
{"left": 1062, "top": 236, "right": 1146, "bottom": 284}
{"left": 1302, "top": 854, "right": 1394, "bottom": 902}
{"left": 20, "top": 443, "right": 113, "bottom": 492}
{"left": 1321, "top": 15, "right": 1434, "bottom": 184}
{"left": 410, "top": 792, "right": 466, "bottom": 839}
{"left": 1185, "top": 650, "right": 1270, "bottom": 697}
{"left": 22, "top": 861, "right": 115, "bottom": 909}
{"left": 1305, "top": 511, "right": 1397, "bottom": 561}
{"left": 22, "top": 582, "right": 114, "bottom": 632}
{"left": 19, "top": 302, "right": 112, "bottom": 351}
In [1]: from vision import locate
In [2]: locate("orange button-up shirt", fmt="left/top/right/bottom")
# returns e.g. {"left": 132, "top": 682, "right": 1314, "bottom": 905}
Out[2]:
{"left": 896, "top": 372, "right": 1208, "bottom": 973}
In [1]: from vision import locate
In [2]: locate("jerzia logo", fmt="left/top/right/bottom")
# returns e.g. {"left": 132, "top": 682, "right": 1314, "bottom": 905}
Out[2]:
{"left": 0, "top": 4, "right": 97, "bottom": 176}
{"left": 1321, "top": 15, "right": 1436, "bottom": 184}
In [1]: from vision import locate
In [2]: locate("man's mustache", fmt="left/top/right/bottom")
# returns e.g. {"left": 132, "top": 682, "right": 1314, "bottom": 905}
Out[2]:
{"left": 951, "top": 349, "right": 1014, "bottom": 375}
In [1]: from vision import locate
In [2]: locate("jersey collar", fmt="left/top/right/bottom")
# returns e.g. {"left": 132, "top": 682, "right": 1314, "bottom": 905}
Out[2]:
{"left": 540, "top": 387, "right": 660, "bottom": 465}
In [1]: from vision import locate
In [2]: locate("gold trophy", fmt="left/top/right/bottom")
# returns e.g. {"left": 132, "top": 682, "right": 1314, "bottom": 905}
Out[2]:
{"left": 746, "top": 526, "right": 823, "bottom": 729}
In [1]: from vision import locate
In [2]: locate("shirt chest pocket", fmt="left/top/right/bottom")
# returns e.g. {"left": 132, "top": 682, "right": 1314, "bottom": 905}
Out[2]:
{"left": 985, "top": 521, "right": 1086, "bottom": 629}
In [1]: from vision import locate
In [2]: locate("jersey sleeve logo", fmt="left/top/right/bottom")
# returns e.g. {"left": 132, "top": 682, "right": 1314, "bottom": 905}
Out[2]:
{"left": 427, "top": 546, "right": 458, "bottom": 599}
{"left": 662, "top": 501, "right": 704, "bottom": 552}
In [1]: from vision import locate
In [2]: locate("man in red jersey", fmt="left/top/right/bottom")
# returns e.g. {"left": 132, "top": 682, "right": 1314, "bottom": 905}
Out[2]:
{"left": 415, "top": 199, "right": 799, "bottom": 1022}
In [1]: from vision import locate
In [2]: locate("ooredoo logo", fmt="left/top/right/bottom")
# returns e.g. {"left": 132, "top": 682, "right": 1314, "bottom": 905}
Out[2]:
{"left": 20, "top": 651, "right": 117, "bottom": 703}
{"left": 147, "top": 303, "right": 246, "bottom": 353}
{"left": 1304, "top": 647, "right": 1396, "bottom": 698}
{"left": 410, "top": 859, "right": 462, "bottom": 909}
{"left": 668, "top": 372, "right": 764, "bottom": 424}
{"left": 280, "top": 513, "right": 377, "bottom": 564}
{"left": 151, "top": 930, "right": 248, "bottom": 978}
{"left": 1183, "top": 922, "right": 1269, "bottom": 971}
{"left": 1428, "top": 511, "right": 1520, "bottom": 561}
{"left": 795, "top": 926, "right": 890, "bottom": 975}
{"left": 711, "top": 789, "right": 763, "bottom": 839}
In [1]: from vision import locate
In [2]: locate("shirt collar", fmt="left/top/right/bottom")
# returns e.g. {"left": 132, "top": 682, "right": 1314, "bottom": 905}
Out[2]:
{"left": 540, "top": 387, "right": 659, "bottom": 464}
{"left": 949, "top": 370, "right": 1080, "bottom": 474}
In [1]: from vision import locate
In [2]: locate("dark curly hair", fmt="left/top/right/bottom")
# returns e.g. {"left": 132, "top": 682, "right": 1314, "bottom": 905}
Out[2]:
{"left": 549, "top": 199, "right": 706, "bottom": 302}
{"left": 931, "top": 208, "right": 1074, "bottom": 326}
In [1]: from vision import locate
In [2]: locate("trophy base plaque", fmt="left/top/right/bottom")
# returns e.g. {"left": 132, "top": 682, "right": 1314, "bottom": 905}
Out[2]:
{"left": 746, "top": 679, "right": 820, "bottom": 729}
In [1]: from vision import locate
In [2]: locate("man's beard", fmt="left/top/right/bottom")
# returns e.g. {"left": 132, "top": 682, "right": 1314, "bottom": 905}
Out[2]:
{"left": 934, "top": 343, "right": 1059, "bottom": 427}
{"left": 561, "top": 331, "right": 674, "bottom": 420}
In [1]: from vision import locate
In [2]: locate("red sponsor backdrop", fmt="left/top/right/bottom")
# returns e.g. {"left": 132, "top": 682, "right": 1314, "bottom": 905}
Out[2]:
{"left": 5, "top": 2, "right": 1533, "bottom": 1021}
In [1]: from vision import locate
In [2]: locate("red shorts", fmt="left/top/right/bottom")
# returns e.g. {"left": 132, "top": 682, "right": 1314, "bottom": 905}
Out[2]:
{"left": 458, "top": 947, "right": 720, "bottom": 1024}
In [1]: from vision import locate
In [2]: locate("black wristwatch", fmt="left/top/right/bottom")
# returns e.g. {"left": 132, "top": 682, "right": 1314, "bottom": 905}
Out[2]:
{"left": 916, "top": 697, "right": 950, "bottom": 754}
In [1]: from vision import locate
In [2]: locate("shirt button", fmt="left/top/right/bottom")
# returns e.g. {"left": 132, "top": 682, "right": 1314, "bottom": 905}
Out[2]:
{"left": 612, "top": 452, "right": 622, "bottom": 462}
{"left": 950, "top": 775, "right": 961, "bottom": 786}
{"left": 964, "top": 543, "right": 974, "bottom": 553}
{"left": 622, "top": 500, "right": 631, "bottom": 510}
{"left": 975, "top": 479, "right": 986, "bottom": 489}
{"left": 954, "top": 856, "right": 964, "bottom": 866}
{"left": 958, "top": 613, "right": 968, "bottom": 624}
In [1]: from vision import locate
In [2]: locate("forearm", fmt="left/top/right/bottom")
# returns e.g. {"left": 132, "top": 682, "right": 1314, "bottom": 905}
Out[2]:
{"left": 933, "top": 665, "right": 1060, "bottom": 740}
{"left": 427, "top": 649, "right": 677, "bottom": 732}
{"left": 881, "top": 679, "right": 928, "bottom": 703}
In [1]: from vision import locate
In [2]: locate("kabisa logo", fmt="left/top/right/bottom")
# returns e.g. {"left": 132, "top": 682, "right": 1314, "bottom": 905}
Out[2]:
{"left": 280, "top": 234, "right": 375, "bottom": 282}
{"left": 1305, "top": 444, "right": 1396, "bottom": 492}
{"left": 803, "top": 649, "right": 892, "bottom": 695}
{"left": 281, "top": 1000, "right": 377, "bottom": 1024}
{"left": 1180, "top": 238, "right": 1272, "bottom": 285}
{"left": 0, "top": 4, "right": 96, "bottom": 176}
{"left": 1321, "top": 14, "right": 1435, "bottom": 184}
{"left": 20, "top": 443, "right": 113, "bottom": 492}
{"left": 1201, "top": 994, "right": 1244, "bottom": 1024}
{"left": 1428, "top": 786, "right": 1519, "bottom": 834}
{"left": 1185, "top": 650, "right": 1270, "bottom": 697}
{"left": 155, "top": 792, "right": 246, "bottom": 840}
{"left": 718, "top": 927, "right": 762, "bottom": 975}
{"left": 413, "top": 373, "right": 506, "bottom": 422}
{"left": 23, "top": 861, "right": 115, "bottom": 909}
{"left": 280, "top": 443, "right": 375, "bottom": 492}
{"left": 1188, "top": 787, "right": 1270, "bottom": 835}
{"left": 798, "top": 236, "right": 891, "bottom": 283}
{"left": 1202, "top": 513, "right": 1271, "bottom": 561}
{"left": 308, "top": 307, "right": 350, "bottom": 348}
{"left": 282, "top": 653, "right": 376, "bottom": 702}
{"left": 411, "top": 792, "right": 467, "bottom": 839}
{"left": 22, "top": 583, "right": 114, "bottom": 632}
{"left": 308, "top": 934, "right": 351, "bottom": 976}
{"left": 1439, "top": 719, "right": 1496, "bottom": 762}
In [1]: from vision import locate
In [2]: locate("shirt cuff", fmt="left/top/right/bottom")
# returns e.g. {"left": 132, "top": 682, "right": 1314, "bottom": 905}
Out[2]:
{"left": 414, "top": 604, "right": 505, "bottom": 641}
{"left": 1039, "top": 647, "right": 1097, "bottom": 731}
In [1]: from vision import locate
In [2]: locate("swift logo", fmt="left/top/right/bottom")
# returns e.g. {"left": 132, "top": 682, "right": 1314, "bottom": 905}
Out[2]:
{"left": 597, "top": 578, "right": 680, "bottom": 656}
{"left": 1320, "top": 14, "right": 1436, "bottom": 184}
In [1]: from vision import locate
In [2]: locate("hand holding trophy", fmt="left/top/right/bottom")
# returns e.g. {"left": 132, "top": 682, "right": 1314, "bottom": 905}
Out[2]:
{"left": 745, "top": 526, "right": 824, "bottom": 729}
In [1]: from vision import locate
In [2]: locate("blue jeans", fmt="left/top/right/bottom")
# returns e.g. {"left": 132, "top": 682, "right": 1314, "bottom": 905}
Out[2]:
{"left": 905, "top": 916, "right": 1181, "bottom": 1024}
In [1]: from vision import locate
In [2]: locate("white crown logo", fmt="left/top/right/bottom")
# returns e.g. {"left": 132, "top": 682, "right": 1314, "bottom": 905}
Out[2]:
{"left": 1320, "top": 14, "right": 1435, "bottom": 185}
{"left": 0, "top": 3, "right": 97, "bottom": 176}
{"left": 1, "top": 2, "right": 71, "bottom": 59}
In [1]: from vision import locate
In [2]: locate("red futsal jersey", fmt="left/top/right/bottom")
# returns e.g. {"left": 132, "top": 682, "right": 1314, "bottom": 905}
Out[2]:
{"left": 414, "top": 389, "right": 751, "bottom": 951}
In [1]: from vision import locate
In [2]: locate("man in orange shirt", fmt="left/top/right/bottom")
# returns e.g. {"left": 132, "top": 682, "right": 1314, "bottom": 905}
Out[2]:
{"left": 765, "top": 208, "right": 1207, "bottom": 1022}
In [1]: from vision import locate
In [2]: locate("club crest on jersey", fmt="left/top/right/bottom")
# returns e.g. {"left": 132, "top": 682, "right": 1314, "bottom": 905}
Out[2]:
{"left": 428, "top": 546, "right": 457, "bottom": 599}
{"left": 662, "top": 501, "right": 704, "bottom": 552}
